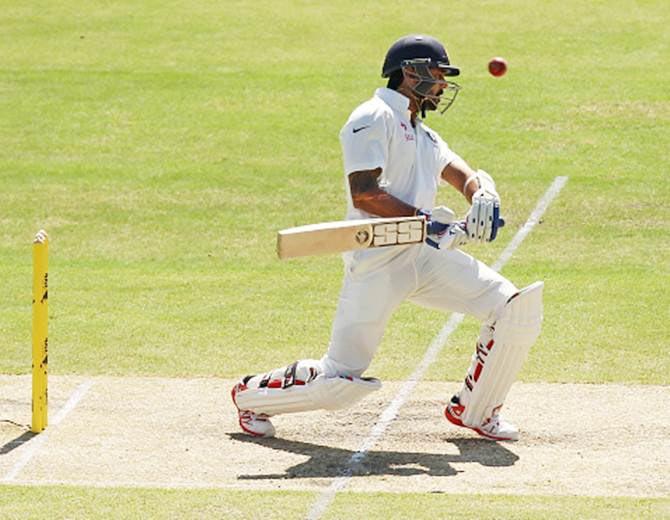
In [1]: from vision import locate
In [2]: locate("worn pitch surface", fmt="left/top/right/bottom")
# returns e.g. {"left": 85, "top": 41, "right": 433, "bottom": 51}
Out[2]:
{"left": 1, "top": 376, "right": 668, "bottom": 497}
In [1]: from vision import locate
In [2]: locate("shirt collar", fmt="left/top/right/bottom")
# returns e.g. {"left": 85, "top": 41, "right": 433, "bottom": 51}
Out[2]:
{"left": 375, "top": 87, "right": 411, "bottom": 117}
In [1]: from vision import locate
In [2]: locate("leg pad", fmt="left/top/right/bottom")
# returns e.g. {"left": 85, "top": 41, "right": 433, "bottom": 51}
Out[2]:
{"left": 461, "top": 281, "right": 544, "bottom": 427}
{"left": 234, "top": 360, "right": 381, "bottom": 416}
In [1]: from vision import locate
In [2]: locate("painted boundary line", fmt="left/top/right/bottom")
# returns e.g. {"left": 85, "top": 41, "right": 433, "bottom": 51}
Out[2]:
{"left": 306, "top": 176, "right": 569, "bottom": 520}
{"left": 1, "top": 379, "right": 95, "bottom": 482}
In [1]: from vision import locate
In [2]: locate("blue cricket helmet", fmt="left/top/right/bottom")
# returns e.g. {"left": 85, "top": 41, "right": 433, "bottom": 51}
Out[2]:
{"left": 382, "top": 34, "right": 460, "bottom": 78}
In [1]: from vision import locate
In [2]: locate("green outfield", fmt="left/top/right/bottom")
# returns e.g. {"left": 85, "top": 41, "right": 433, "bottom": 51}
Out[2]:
{"left": 1, "top": 0, "right": 669, "bottom": 517}
{"left": 1, "top": 486, "right": 667, "bottom": 519}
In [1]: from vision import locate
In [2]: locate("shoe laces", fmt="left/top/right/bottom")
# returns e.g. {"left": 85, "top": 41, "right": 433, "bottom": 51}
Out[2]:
{"left": 481, "top": 414, "right": 501, "bottom": 432}
{"left": 240, "top": 410, "right": 270, "bottom": 423}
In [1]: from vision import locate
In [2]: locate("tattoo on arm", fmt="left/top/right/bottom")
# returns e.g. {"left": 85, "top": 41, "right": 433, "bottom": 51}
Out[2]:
{"left": 348, "top": 168, "right": 416, "bottom": 217}
{"left": 349, "top": 169, "right": 382, "bottom": 198}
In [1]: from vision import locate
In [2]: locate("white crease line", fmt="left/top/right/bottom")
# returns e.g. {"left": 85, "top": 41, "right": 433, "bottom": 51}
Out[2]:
{"left": 491, "top": 176, "right": 569, "bottom": 272}
{"left": 2, "top": 379, "right": 95, "bottom": 482}
{"left": 306, "top": 176, "right": 569, "bottom": 520}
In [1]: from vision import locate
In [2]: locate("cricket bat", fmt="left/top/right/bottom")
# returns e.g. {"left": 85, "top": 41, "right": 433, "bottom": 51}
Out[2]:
{"left": 276, "top": 216, "right": 427, "bottom": 259}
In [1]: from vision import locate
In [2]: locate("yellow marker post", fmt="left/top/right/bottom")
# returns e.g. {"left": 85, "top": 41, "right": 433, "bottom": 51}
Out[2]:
{"left": 32, "top": 230, "right": 49, "bottom": 433}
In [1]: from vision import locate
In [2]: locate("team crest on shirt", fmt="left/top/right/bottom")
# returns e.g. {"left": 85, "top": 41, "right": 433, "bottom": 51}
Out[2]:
{"left": 400, "top": 121, "right": 414, "bottom": 142}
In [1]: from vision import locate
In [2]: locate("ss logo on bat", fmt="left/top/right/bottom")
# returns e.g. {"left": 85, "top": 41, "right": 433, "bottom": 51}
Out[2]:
{"left": 372, "top": 221, "right": 424, "bottom": 246}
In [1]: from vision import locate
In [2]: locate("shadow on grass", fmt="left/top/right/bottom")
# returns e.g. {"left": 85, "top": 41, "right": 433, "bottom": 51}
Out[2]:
{"left": 228, "top": 433, "right": 518, "bottom": 480}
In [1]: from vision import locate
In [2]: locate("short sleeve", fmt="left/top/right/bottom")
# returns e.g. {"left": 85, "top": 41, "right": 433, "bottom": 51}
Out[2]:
{"left": 339, "top": 112, "right": 388, "bottom": 175}
{"left": 436, "top": 134, "right": 458, "bottom": 174}
{"left": 434, "top": 133, "right": 460, "bottom": 185}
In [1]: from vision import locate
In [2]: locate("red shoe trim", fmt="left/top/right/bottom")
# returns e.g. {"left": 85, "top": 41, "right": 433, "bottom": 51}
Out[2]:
{"left": 444, "top": 405, "right": 464, "bottom": 427}
{"left": 445, "top": 405, "right": 516, "bottom": 441}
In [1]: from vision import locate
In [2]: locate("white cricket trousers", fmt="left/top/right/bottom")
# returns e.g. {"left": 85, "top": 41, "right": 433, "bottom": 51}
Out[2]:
{"left": 322, "top": 244, "right": 518, "bottom": 377}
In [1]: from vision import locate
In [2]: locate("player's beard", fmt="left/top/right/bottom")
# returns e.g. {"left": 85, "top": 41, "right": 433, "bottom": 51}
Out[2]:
{"left": 409, "top": 81, "right": 460, "bottom": 118}
{"left": 420, "top": 84, "right": 460, "bottom": 117}
{"left": 420, "top": 94, "right": 441, "bottom": 118}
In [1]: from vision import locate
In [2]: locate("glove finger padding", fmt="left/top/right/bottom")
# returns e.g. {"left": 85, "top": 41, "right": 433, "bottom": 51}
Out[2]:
{"left": 467, "top": 189, "right": 500, "bottom": 243}
{"left": 481, "top": 197, "right": 494, "bottom": 241}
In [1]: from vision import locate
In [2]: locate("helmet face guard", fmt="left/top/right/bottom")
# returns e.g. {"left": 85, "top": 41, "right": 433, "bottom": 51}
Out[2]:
{"left": 401, "top": 58, "right": 461, "bottom": 116}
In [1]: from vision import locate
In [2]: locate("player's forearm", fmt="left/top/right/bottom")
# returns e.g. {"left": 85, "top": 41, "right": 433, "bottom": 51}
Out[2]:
{"left": 442, "top": 158, "right": 479, "bottom": 204}
{"left": 349, "top": 168, "right": 417, "bottom": 217}
{"left": 353, "top": 189, "right": 417, "bottom": 217}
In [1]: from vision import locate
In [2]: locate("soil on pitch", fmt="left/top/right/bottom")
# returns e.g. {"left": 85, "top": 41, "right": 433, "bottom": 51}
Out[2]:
{"left": 1, "top": 375, "right": 668, "bottom": 497}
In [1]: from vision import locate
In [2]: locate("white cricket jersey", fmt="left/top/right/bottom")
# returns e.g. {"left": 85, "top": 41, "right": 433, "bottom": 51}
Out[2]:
{"left": 338, "top": 87, "right": 459, "bottom": 268}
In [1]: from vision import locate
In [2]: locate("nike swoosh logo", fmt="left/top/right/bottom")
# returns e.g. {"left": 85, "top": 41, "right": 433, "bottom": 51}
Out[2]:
{"left": 352, "top": 125, "right": 370, "bottom": 134}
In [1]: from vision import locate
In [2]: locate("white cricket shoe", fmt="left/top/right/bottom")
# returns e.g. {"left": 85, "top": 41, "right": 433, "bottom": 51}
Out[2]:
{"left": 231, "top": 382, "right": 276, "bottom": 438}
{"left": 444, "top": 394, "right": 519, "bottom": 441}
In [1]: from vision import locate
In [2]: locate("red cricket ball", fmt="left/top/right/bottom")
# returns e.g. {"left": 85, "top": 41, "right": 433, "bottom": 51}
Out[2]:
{"left": 488, "top": 57, "right": 508, "bottom": 77}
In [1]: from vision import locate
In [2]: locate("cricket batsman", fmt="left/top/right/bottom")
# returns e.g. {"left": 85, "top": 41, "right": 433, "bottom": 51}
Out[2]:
{"left": 231, "top": 34, "right": 543, "bottom": 441}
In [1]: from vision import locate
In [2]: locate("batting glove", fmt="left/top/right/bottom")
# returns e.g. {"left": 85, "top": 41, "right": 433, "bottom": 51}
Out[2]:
{"left": 465, "top": 170, "right": 504, "bottom": 243}
{"left": 420, "top": 206, "right": 470, "bottom": 250}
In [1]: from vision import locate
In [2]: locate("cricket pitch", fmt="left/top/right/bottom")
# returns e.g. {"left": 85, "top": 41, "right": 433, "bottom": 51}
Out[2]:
{"left": 1, "top": 375, "right": 668, "bottom": 497}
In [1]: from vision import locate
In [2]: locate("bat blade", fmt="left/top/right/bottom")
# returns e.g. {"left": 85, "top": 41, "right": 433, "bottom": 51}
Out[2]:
{"left": 277, "top": 216, "right": 426, "bottom": 259}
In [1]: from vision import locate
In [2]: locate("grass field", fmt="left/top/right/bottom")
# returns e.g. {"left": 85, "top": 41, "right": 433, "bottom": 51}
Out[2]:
{"left": 1, "top": 0, "right": 669, "bottom": 517}
{"left": 0, "top": 486, "right": 668, "bottom": 519}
